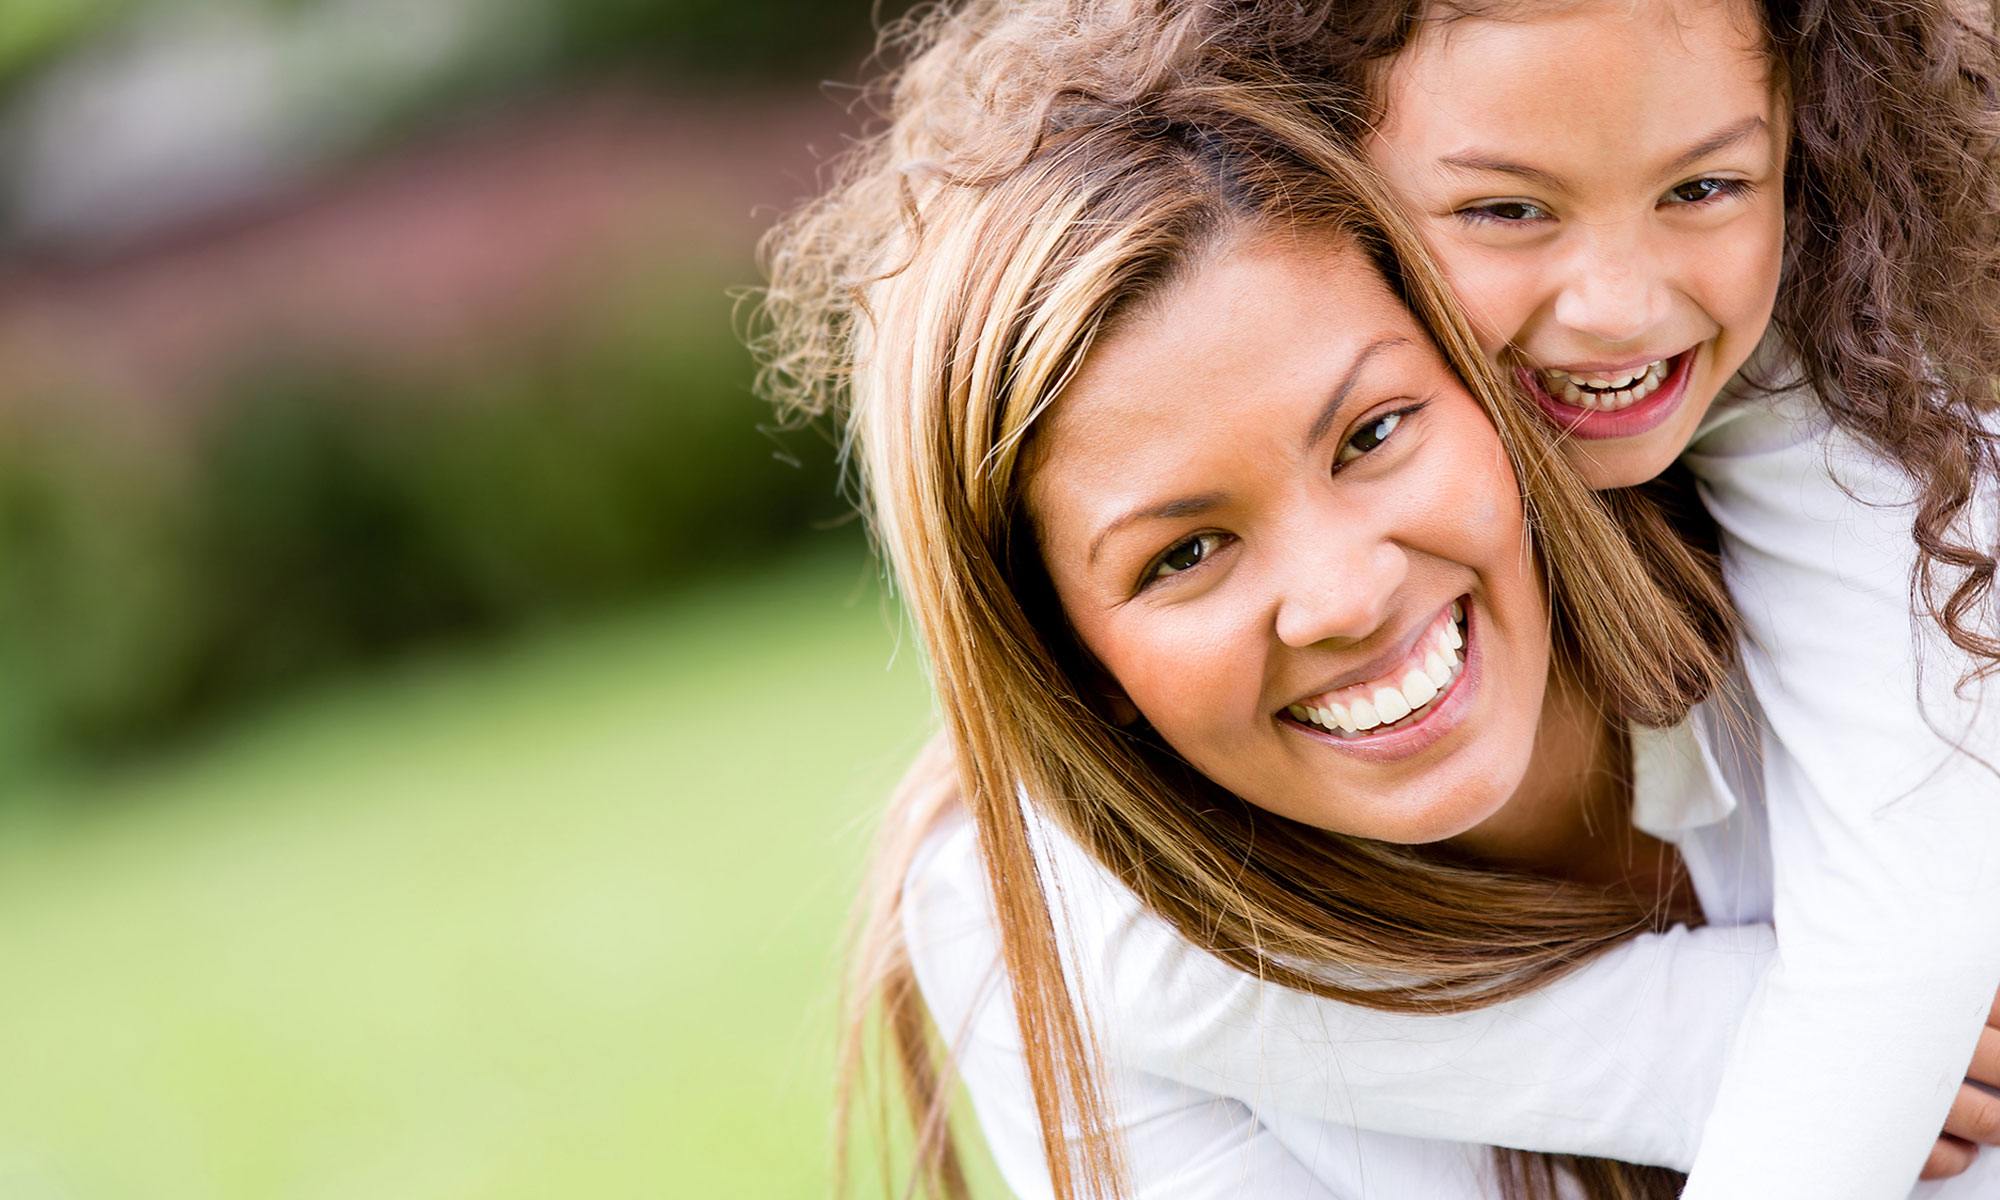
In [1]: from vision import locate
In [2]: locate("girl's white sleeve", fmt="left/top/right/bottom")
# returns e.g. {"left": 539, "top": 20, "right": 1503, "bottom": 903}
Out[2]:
{"left": 1674, "top": 394, "right": 2000, "bottom": 1199}
{"left": 904, "top": 809, "right": 1780, "bottom": 1181}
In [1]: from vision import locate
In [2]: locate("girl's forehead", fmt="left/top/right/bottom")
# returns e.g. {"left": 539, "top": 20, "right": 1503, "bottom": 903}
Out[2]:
{"left": 1376, "top": 0, "right": 1779, "bottom": 169}
{"left": 1393, "top": 0, "right": 1770, "bottom": 83}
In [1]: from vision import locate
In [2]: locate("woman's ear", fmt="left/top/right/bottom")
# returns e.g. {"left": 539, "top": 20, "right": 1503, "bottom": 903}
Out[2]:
{"left": 1083, "top": 667, "right": 1140, "bottom": 726}
{"left": 1101, "top": 688, "right": 1140, "bottom": 727}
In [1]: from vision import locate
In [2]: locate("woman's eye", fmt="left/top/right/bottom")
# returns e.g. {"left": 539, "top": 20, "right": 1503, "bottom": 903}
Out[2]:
{"left": 1457, "top": 199, "right": 1551, "bottom": 225}
{"left": 1663, "top": 177, "right": 1749, "bottom": 206}
{"left": 1145, "top": 532, "right": 1226, "bottom": 584}
{"left": 1336, "top": 410, "right": 1405, "bottom": 465}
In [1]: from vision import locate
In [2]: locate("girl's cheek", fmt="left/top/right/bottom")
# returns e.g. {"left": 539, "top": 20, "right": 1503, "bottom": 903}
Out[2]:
{"left": 1427, "top": 244, "right": 1533, "bottom": 360}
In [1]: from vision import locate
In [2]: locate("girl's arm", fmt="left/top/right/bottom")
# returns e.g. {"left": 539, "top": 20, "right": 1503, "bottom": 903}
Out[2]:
{"left": 906, "top": 805, "right": 1781, "bottom": 1177}
{"left": 1674, "top": 386, "right": 2000, "bottom": 1199}
{"left": 1024, "top": 803, "right": 1772, "bottom": 1172}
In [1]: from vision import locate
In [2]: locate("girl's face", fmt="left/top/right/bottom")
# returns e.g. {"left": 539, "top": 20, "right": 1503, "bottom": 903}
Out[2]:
{"left": 1027, "top": 227, "right": 1551, "bottom": 844}
{"left": 1366, "top": 0, "right": 1786, "bottom": 488}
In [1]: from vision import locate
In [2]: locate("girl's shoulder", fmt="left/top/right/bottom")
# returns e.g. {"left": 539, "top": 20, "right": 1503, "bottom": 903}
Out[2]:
{"left": 1682, "top": 332, "right": 1962, "bottom": 517}
{"left": 1687, "top": 332, "right": 1830, "bottom": 461}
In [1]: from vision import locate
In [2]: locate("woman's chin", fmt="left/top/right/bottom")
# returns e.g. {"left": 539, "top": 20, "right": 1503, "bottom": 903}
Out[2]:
{"left": 1358, "top": 778, "right": 1517, "bottom": 846}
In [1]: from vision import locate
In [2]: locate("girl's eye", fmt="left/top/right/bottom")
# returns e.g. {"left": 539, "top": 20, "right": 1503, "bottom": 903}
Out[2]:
{"left": 1456, "top": 199, "right": 1551, "bottom": 225}
{"left": 1663, "top": 177, "right": 1750, "bottom": 206}
{"left": 1144, "top": 531, "right": 1227, "bottom": 585}
{"left": 1336, "top": 409, "right": 1405, "bottom": 466}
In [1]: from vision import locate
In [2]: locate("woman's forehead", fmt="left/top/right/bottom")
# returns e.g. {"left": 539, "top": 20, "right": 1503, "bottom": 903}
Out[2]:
{"left": 1023, "top": 228, "right": 1433, "bottom": 540}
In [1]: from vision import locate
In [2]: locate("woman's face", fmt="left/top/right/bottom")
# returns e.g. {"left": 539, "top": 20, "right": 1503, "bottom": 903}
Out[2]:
{"left": 1026, "top": 226, "right": 1550, "bottom": 844}
{"left": 1365, "top": 0, "right": 1786, "bottom": 489}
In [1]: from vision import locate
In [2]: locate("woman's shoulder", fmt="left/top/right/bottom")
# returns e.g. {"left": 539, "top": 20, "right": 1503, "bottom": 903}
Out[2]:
{"left": 901, "top": 802, "right": 991, "bottom": 957}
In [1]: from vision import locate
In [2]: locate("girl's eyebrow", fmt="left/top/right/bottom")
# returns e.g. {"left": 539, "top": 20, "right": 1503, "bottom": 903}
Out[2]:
{"left": 1436, "top": 152, "right": 1562, "bottom": 190}
{"left": 1660, "top": 115, "right": 1768, "bottom": 174}
{"left": 1437, "top": 115, "right": 1770, "bottom": 187}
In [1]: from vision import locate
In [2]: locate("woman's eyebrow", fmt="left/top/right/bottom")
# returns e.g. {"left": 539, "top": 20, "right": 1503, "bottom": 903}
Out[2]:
{"left": 1303, "top": 335, "right": 1410, "bottom": 449}
{"left": 1087, "top": 492, "right": 1226, "bottom": 567}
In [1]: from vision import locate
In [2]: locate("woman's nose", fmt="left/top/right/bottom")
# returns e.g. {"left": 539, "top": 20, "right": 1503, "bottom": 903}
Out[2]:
{"left": 1551, "top": 227, "right": 1669, "bottom": 346}
{"left": 1271, "top": 533, "right": 1407, "bottom": 650}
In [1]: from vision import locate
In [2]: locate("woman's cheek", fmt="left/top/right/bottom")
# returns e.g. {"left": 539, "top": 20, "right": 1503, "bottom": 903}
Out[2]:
{"left": 1099, "top": 608, "right": 1253, "bottom": 747}
{"left": 1430, "top": 417, "right": 1524, "bottom": 542}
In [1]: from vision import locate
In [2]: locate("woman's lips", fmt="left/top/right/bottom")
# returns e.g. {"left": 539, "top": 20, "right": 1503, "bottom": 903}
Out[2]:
{"left": 1281, "top": 599, "right": 1480, "bottom": 763}
{"left": 1518, "top": 347, "right": 1697, "bottom": 441}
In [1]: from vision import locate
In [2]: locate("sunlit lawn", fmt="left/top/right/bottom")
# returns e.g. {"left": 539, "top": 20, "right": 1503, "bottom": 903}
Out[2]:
{"left": 0, "top": 544, "right": 958, "bottom": 1199}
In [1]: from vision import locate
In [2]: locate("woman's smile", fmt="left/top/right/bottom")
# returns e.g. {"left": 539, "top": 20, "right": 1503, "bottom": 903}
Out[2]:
{"left": 1282, "top": 596, "right": 1480, "bottom": 763}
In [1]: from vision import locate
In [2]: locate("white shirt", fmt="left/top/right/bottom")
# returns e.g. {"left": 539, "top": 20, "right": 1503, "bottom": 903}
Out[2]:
{"left": 904, "top": 359, "right": 2000, "bottom": 1197}
{"left": 906, "top": 706, "right": 1996, "bottom": 1196}
{"left": 1674, "top": 350, "right": 2000, "bottom": 1198}
{"left": 902, "top": 697, "right": 1778, "bottom": 1197}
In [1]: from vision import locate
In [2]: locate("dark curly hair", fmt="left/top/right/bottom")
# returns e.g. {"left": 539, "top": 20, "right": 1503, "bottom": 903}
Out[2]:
{"left": 1166, "top": 0, "right": 2000, "bottom": 680}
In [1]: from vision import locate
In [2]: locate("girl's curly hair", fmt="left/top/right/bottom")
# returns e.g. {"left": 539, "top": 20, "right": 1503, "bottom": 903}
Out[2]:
{"left": 767, "top": 0, "right": 2000, "bottom": 676}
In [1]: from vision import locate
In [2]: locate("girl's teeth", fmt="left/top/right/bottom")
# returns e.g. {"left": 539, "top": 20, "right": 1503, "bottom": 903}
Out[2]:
{"left": 1423, "top": 651, "right": 1451, "bottom": 687}
{"left": 1374, "top": 687, "right": 1412, "bottom": 723}
{"left": 1541, "top": 358, "right": 1670, "bottom": 412}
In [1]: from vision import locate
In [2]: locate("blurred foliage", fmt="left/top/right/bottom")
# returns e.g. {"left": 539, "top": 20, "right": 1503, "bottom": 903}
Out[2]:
{"left": 0, "top": 274, "right": 847, "bottom": 760}
{"left": 0, "top": 0, "right": 905, "bottom": 99}
{"left": 0, "top": 0, "right": 122, "bottom": 96}
{"left": 547, "top": 0, "right": 911, "bottom": 80}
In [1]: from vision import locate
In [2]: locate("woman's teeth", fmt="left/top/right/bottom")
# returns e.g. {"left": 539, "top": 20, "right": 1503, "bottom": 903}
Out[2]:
{"left": 1288, "top": 603, "right": 1465, "bottom": 737}
{"left": 1538, "top": 358, "right": 1670, "bottom": 411}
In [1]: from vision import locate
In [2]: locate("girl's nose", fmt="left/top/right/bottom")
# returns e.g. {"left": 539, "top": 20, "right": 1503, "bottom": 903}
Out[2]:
{"left": 1271, "top": 533, "right": 1408, "bottom": 650}
{"left": 1552, "top": 228, "right": 1669, "bottom": 346}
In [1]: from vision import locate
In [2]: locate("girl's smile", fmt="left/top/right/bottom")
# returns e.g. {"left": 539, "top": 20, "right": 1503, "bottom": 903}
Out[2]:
{"left": 1366, "top": 0, "right": 1786, "bottom": 487}
{"left": 1515, "top": 344, "right": 1699, "bottom": 441}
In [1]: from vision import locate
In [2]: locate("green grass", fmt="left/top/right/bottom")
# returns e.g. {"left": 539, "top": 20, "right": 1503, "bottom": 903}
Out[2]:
{"left": 0, "top": 545, "right": 958, "bottom": 1199}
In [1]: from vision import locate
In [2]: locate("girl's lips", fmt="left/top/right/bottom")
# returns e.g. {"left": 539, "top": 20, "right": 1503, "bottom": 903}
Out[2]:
{"left": 1283, "top": 600, "right": 1482, "bottom": 764}
{"left": 1518, "top": 347, "right": 1697, "bottom": 441}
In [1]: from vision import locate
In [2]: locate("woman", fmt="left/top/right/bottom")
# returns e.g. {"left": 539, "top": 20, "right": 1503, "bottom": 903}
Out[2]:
{"left": 758, "top": 72, "right": 1848, "bottom": 1197}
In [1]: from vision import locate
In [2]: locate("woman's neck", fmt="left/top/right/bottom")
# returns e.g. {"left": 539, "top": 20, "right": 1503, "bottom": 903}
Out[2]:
{"left": 1448, "top": 666, "right": 1693, "bottom": 912}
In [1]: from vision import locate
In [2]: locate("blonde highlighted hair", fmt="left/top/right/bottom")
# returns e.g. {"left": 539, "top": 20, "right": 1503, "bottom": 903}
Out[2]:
{"left": 756, "top": 34, "right": 1734, "bottom": 1200}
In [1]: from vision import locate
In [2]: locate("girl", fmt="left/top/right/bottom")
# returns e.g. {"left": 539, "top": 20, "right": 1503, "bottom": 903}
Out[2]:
{"left": 757, "top": 64, "right": 1997, "bottom": 1200}
{"left": 804, "top": 1, "right": 2000, "bottom": 1194}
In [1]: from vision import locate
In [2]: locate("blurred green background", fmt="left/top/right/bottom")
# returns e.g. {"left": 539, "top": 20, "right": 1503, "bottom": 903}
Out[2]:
{"left": 0, "top": 0, "right": 961, "bottom": 1194}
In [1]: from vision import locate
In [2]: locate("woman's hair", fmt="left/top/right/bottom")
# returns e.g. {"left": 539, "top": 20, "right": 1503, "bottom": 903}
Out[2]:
{"left": 757, "top": 52, "right": 1735, "bottom": 1200}
{"left": 872, "top": 0, "right": 2000, "bottom": 678}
